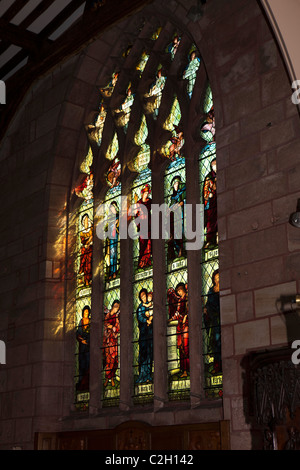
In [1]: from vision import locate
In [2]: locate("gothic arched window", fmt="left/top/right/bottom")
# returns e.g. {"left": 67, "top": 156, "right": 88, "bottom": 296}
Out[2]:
{"left": 71, "top": 19, "right": 222, "bottom": 411}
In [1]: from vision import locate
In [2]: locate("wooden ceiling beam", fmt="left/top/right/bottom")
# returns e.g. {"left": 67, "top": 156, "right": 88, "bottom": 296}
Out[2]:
{"left": 1, "top": 0, "right": 31, "bottom": 22}
{"left": 0, "top": 0, "right": 56, "bottom": 58}
{"left": 0, "top": 19, "right": 40, "bottom": 54}
{"left": 0, "top": 0, "right": 153, "bottom": 142}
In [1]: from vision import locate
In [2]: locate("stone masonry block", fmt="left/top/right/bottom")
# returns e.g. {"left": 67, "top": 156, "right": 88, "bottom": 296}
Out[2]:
{"left": 226, "top": 153, "right": 267, "bottom": 190}
{"left": 220, "top": 294, "right": 236, "bottom": 325}
{"left": 260, "top": 119, "right": 295, "bottom": 152}
{"left": 233, "top": 224, "right": 287, "bottom": 266}
{"left": 236, "top": 291, "right": 254, "bottom": 322}
{"left": 254, "top": 281, "right": 297, "bottom": 317}
{"left": 227, "top": 202, "right": 273, "bottom": 239}
{"left": 231, "top": 256, "right": 286, "bottom": 292}
{"left": 234, "top": 318, "right": 270, "bottom": 355}
{"left": 235, "top": 173, "right": 288, "bottom": 211}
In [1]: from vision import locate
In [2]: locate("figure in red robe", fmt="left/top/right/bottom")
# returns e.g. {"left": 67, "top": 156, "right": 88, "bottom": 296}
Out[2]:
{"left": 103, "top": 300, "right": 120, "bottom": 388}
{"left": 135, "top": 184, "right": 152, "bottom": 269}
{"left": 168, "top": 283, "right": 189, "bottom": 377}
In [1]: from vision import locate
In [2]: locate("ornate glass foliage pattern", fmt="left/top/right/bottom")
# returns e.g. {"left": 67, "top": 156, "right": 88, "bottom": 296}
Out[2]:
{"left": 144, "top": 64, "right": 166, "bottom": 119}
{"left": 166, "top": 33, "right": 181, "bottom": 60}
{"left": 199, "top": 84, "right": 222, "bottom": 399}
{"left": 74, "top": 147, "right": 94, "bottom": 410}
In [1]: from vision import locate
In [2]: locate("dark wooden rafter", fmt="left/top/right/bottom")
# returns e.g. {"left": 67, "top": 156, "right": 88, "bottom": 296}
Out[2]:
{"left": 0, "top": 0, "right": 153, "bottom": 142}
{"left": 0, "top": 0, "right": 55, "bottom": 57}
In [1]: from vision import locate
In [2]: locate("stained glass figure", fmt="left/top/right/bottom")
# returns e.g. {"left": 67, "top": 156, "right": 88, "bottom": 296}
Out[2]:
{"left": 133, "top": 279, "right": 154, "bottom": 403}
{"left": 114, "top": 83, "right": 135, "bottom": 133}
{"left": 201, "top": 260, "right": 222, "bottom": 399}
{"left": 130, "top": 163, "right": 152, "bottom": 276}
{"left": 76, "top": 304, "right": 91, "bottom": 394}
{"left": 200, "top": 85, "right": 215, "bottom": 143}
{"left": 86, "top": 101, "right": 107, "bottom": 146}
{"left": 166, "top": 270, "right": 190, "bottom": 400}
{"left": 134, "top": 181, "right": 152, "bottom": 270}
{"left": 78, "top": 212, "right": 93, "bottom": 288}
{"left": 136, "top": 51, "right": 149, "bottom": 78}
{"left": 102, "top": 289, "right": 121, "bottom": 406}
{"left": 161, "top": 97, "right": 184, "bottom": 160}
{"left": 106, "top": 132, "right": 119, "bottom": 162}
{"left": 166, "top": 34, "right": 181, "bottom": 60}
{"left": 75, "top": 172, "right": 94, "bottom": 205}
{"left": 106, "top": 156, "right": 121, "bottom": 189}
{"left": 74, "top": 148, "right": 94, "bottom": 410}
{"left": 144, "top": 65, "right": 166, "bottom": 118}
{"left": 203, "top": 158, "right": 217, "bottom": 249}
{"left": 165, "top": 157, "right": 187, "bottom": 266}
{"left": 183, "top": 47, "right": 201, "bottom": 99}
{"left": 103, "top": 188, "right": 121, "bottom": 288}
{"left": 199, "top": 84, "right": 222, "bottom": 399}
{"left": 151, "top": 26, "right": 162, "bottom": 40}
{"left": 100, "top": 71, "right": 119, "bottom": 98}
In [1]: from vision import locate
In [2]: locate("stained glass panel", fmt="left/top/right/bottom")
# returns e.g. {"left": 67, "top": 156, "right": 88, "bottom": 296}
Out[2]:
{"left": 133, "top": 278, "right": 154, "bottom": 403}
{"left": 166, "top": 33, "right": 181, "bottom": 60}
{"left": 164, "top": 116, "right": 189, "bottom": 399}
{"left": 164, "top": 157, "right": 187, "bottom": 268}
{"left": 144, "top": 65, "right": 166, "bottom": 119}
{"left": 136, "top": 51, "right": 149, "bottom": 78}
{"left": 114, "top": 82, "right": 135, "bottom": 133}
{"left": 166, "top": 269, "right": 189, "bottom": 400}
{"left": 199, "top": 84, "right": 222, "bottom": 399}
{"left": 131, "top": 168, "right": 152, "bottom": 276}
{"left": 182, "top": 45, "right": 201, "bottom": 99}
{"left": 74, "top": 148, "right": 94, "bottom": 410}
{"left": 87, "top": 101, "right": 107, "bottom": 147}
{"left": 102, "top": 288, "right": 121, "bottom": 407}
{"left": 100, "top": 71, "right": 119, "bottom": 99}
{"left": 161, "top": 96, "right": 184, "bottom": 161}
{"left": 103, "top": 186, "right": 121, "bottom": 290}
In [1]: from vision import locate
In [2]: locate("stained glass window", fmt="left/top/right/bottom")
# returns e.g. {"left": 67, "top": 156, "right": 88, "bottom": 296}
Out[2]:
{"left": 131, "top": 117, "right": 153, "bottom": 404}
{"left": 199, "top": 84, "right": 222, "bottom": 399}
{"left": 74, "top": 147, "right": 94, "bottom": 410}
{"left": 73, "top": 25, "right": 219, "bottom": 411}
